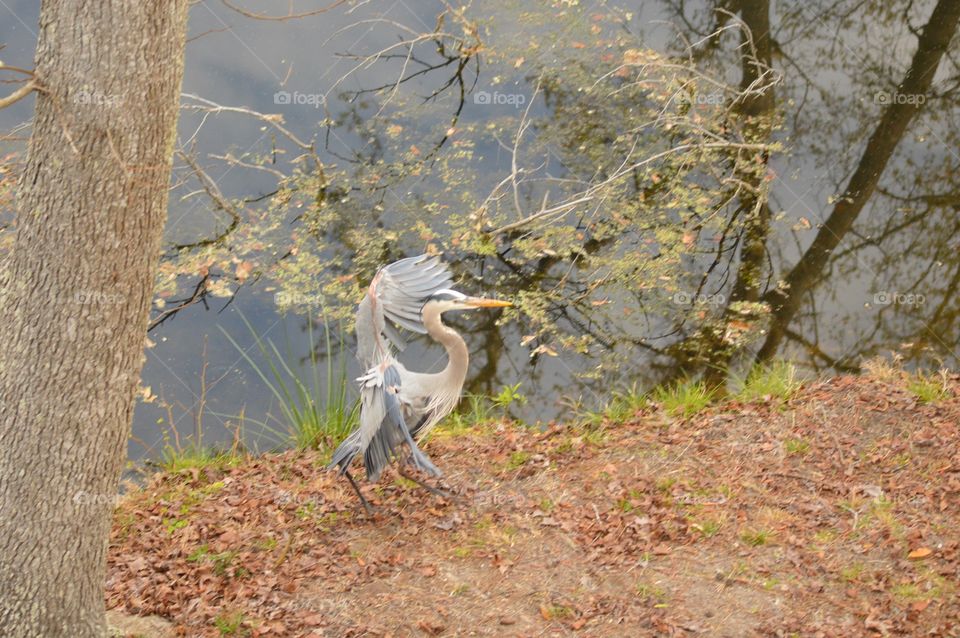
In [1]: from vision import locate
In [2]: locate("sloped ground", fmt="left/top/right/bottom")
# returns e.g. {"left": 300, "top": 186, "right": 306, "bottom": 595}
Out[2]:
{"left": 107, "top": 373, "right": 960, "bottom": 637}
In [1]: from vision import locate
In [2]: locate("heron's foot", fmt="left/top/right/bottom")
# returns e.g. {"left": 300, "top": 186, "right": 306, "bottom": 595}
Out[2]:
{"left": 343, "top": 469, "right": 377, "bottom": 516}
{"left": 356, "top": 497, "right": 376, "bottom": 516}
{"left": 398, "top": 464, "right": 457, "bottom": 502}
{"left": 406, "top": 448, "right": 443, "bottom": 478}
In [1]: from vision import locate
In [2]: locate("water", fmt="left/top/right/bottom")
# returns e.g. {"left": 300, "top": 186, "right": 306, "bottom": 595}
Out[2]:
{"left": 1, "top": 0, "right": 957, "bottom": 461}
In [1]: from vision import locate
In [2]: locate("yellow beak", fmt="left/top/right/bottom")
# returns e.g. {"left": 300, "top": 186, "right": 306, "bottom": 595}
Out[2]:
{"left": 465, "top": 297, "right": 512, "bottom": 308}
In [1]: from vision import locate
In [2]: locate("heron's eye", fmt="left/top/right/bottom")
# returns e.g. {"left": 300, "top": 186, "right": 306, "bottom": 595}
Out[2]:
{"left": 429, "top": 290, "right": 466, "bottom": 303}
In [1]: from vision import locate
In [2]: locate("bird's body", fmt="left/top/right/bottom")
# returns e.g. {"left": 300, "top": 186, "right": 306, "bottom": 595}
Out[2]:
{"left": 329, "top": 254, "right": 509, "bottom": 507}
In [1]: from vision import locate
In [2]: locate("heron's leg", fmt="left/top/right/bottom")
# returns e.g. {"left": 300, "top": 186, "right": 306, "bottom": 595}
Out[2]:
{"left": 383, "top": 389, "right": 441, "bottom": 477}
{"left": 343, "top": 469, "right": 375, "bottom": 515}
{"left": 397, "top": 463, "right": 455, "bottom": 501}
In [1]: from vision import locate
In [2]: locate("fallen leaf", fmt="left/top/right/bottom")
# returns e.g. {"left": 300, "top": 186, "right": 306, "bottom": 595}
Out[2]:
{"left": 912, "top": 599, "right": 931, "bottom": 612}
{"left": 417, "top": 619, "right": 444, "bottom": 635}
{"left": 235, "top": 260, "right": 254, "bottom": 282}
{"left": 908, "top": 547, "right": 932, "bottom": 559}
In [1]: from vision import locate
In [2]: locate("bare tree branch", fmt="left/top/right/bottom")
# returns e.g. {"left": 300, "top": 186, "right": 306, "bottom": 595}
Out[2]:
{"left": 219, "top": 0, "right": 349, "bottom": 21}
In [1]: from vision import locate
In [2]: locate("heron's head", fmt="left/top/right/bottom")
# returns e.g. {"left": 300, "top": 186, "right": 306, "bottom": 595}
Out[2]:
{"left": 422, "top": 289, "right": 512, "bottom": 315}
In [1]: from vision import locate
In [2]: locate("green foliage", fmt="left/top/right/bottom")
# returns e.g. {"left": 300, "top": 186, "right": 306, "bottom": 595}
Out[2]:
{"left": 213, "top": 611, "right": 247, "bottom": 636}
{"left": 219, "top": 312, "right": 359, "bottom": 452}
{"left": 440, "top": 394, "right": 493, "bottom": 435}
{"left": 152, "top": 4, "right": 776, "bottom": 382}
{"left": 440, "top": 383, "right": 527, "bottom": 434}
{"left": 906, "top": 371, "right": 950, "bottom": 404}
{"left": 653, "top": 380, "right": 715, "bottom": 418}
{"left": 585, "top": 383, "right": 648, "bottom": 425}
{"left": 784, "top": 438, "right": 811, "bottom": 456}
{"left": 840, "top": 563, "right": 865, "bottom": 582}
{"left": 504, "top": 450, "right": 531, "bottom": 471}
{"left": 189, "top": 545, "right": 245, "bottom": 578}
{"left": 160, "top": 444, "right": 243, "bottom": 474}
{"left": 692, "top": 519, "right": 722, "bottom": 538}
{"left": 737, "top": 361, "right": 802, "bottom": 405}
{"left": 740, "top": 529, "right": 774, "bottom": 547}
{"left": 493, "top": 382, "right": 527, "bottom": 411}
{"left": 635, "top": 582, "right": 669, "bottom": 604}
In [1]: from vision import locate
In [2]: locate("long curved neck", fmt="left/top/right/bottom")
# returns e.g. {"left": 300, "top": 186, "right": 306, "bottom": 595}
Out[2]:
{"left": 422, "top": 306, "right": 469, "bottom": 389}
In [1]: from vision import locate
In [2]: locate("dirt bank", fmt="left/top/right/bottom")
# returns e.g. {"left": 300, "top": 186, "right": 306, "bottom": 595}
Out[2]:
{"left": 106, "top": 372, "right": 960, "bottom": 637}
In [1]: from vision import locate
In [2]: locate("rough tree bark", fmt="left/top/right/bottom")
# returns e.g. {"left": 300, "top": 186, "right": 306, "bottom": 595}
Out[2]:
{"left": 0, "top": 2, "right": 189, "bottom": 636}
{"left": 756, "top": 0, "right": 960, "bottom": 362}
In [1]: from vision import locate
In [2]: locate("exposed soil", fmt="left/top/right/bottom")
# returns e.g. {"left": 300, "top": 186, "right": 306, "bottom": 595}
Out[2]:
{"left": 106, "top": 372, "right": 960, "bottom": 637}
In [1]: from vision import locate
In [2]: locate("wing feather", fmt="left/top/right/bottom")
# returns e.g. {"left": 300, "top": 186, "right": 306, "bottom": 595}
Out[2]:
{"left": 329, "top": 357, "right": 440, "bottom": 481}
{"left": 372, "top": 253, "right": 453, "bottom": 339}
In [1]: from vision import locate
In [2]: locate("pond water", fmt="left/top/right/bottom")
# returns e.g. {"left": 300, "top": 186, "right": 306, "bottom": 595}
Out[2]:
{"left": 1, "top": 0, "right": 957, "bottom": 463}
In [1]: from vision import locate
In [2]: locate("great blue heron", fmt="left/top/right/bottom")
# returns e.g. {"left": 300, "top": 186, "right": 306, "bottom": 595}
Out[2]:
{"left": 329, "top": 254, "right": 511, "bottom": 512}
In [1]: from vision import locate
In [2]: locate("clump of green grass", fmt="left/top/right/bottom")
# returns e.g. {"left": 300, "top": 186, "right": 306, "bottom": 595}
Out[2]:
{"left": 587, "top": 383, "right": 648, "bottom": 425}
{"left": 692, "top": 519, "right": 722, "bottom": 537}
{"left": 213, "top": 611, "right": 247, "bottom": 636}
{"left": 219, "top": 311, "right": 359, "bottom": 452}
{"left": 653, "top": 380, "right": 715, "bottom": 418}
{"left": 655, "top": 477, "right": 677, "bottom": 493}
{"left": 160, "top": 444, "right": 243, "bottom": 473}
{"left": 813, "top": 528, "right": 838, "bottom": 544}
{"left": 840, "top": 562, "right": 865, "bottom": 582}
{"left": 153, "top": 342, "right": 247, "bottom": 473}
{"left": 888, "top": 574, "right": 954, "bottom": 601}
{"left": 736, "top": 360, "right": 802, "bottom": 405}
{"left": 617, "top": 488, "right": 644, "bottom": 513}
{"left": 740, "top": 528, "right": 774, "bottom": 547}
{"left": 188, "top": 545, "right": 245, "bottom": 578}
{"left": 163, "top": 517, "right": 189, "bottom": 534}
{"left": 635, "top": 582, "right": 669, "bottom": 605}
{"left": 784, "top": 437, "right": 811, "bottom": 456}
{"left": 504, "top": 450, "right": 531, "bottom": 471}
{"left": 441, "top": 394, "right": 492, "bottom": 434}
{"left": 441, "top": 383, "right": 527, "bottom": 434}
{"left": 906, "top": 370, "right": 950, "bottom": 404}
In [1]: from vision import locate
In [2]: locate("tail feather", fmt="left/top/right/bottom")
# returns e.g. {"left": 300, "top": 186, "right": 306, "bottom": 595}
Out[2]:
{"left": 328, "top": 431, "right": 362, "bottom": 474}
{"left": 329, "top": 416, "right": 408, "bottom": 482}
{"left": 362, "top": 421, "right": 405, "bottom": 482}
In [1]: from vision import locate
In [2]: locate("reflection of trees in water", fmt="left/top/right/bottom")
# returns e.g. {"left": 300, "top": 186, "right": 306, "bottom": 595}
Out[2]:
{"left": 252, "top": 5, "right": 780, "bottom": 401}
{"left": 660, "top": 0, "right": 960, "bottom": 378}
{"left": 756, "top": 0, "right": 960, "bottom": 368}
{"left": 140, "top": 0, "right": 960, "bottom": 412}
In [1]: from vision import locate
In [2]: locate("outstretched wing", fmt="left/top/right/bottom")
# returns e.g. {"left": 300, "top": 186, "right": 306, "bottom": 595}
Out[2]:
{"left": 377, "top": 254, "right": 452, "bottom": 334}
{"left": 328, "top": 358, "right": 441, "bottom": 482}
{"left": 355, "top": 254, "right": 453, "bottom": 367}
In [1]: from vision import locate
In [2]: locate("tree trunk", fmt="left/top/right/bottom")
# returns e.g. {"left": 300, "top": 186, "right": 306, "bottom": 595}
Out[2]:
{"left": 757, "top": 0, "right": 960, "bottom": 362}
{"left": 0, "top": 2, "right": 189, "bottom": 636}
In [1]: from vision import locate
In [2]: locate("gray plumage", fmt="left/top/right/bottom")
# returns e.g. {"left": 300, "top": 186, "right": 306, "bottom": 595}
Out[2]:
{"left": 328, "top": 254, "right": 510, "bottom": 490}
{"left": 354, "top": 254, "right": 452, "bottom": 367}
